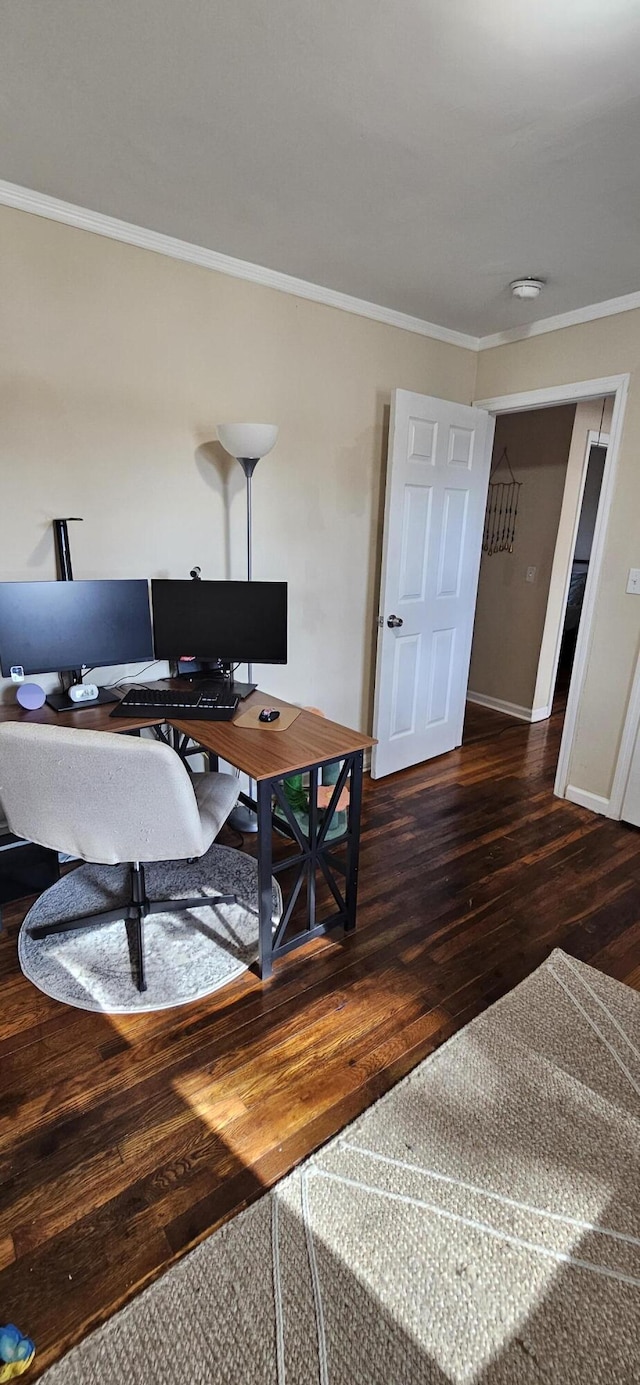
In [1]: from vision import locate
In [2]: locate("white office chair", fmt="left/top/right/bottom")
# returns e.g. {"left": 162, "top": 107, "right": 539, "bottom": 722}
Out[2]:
{"left": 0, "top": 722, "right": 240, "bottom": 993}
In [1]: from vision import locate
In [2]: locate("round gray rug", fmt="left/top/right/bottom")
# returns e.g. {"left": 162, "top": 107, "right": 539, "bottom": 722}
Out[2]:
{"left": 18, "top": 844, "right": 282, "bottom": 1014}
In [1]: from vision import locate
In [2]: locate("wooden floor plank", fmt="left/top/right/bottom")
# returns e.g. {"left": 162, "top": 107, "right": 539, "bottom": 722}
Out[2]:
{"left": 0, "top": 695, "right": 639, "bottom": 1376}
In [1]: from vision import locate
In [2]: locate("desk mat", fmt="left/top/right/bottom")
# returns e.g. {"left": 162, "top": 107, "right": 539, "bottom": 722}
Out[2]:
{"left": 233, "top": 704, "right": 302, "bottom": 731}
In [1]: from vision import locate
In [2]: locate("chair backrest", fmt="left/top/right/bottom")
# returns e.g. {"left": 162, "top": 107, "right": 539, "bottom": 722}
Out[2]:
{"left": 0, "top": 722, "right": 208, "bottom": 865}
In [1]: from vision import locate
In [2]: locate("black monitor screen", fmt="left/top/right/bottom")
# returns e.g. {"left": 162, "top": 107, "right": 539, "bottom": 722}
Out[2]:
{"left": 0, "top": 580, "right": 154, "bottom": 676}
{"left": 151, "top": 580, "right": 288, "bottom": 664}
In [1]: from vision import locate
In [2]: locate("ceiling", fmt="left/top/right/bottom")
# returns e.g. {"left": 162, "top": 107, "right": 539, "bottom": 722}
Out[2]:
{"left": 2, "top": 0, "right": 640, "bottom": 338}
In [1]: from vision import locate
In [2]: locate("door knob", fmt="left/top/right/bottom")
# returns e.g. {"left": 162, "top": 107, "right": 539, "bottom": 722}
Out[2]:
{"left": 387, "top": 614, "right": 403, "bottom": 628}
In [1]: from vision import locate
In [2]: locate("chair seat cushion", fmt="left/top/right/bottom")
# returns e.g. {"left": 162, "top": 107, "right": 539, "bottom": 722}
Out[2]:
{"left": 192, "top": 772, "right": 240, "bottom": 850}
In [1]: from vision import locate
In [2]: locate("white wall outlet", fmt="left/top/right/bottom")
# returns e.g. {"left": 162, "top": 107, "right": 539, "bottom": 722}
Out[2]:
{"left": 626, "top": 568, "right": 640, "bottom": 595}
{"left": 525, "top": 566, "right": 537, "bottom": 583}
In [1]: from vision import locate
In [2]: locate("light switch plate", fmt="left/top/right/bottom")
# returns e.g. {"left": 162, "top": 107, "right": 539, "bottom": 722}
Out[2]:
{"left": 525, "top": 566, "right": 537, "bottom": 583}
{"left": 626, "top": 568, "right": 640, "bottom": 594}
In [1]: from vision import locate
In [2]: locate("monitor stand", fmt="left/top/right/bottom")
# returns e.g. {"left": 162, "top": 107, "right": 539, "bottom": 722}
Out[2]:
{"left": 176, "top": 660, "right": 256, "bottom": 701}
{"left": 46, "top": 687, "right": 119, "bottom": 714}
{"left": 226, "top": 680, "right": 257, "bottom": 701}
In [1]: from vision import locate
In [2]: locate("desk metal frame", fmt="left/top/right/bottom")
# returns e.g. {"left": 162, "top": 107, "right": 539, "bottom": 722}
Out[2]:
{"left": 142, "top": 728, "right": 365, "bottom": 978}
{"left": 251, "top": 750, "right": 364, "bottom": 978}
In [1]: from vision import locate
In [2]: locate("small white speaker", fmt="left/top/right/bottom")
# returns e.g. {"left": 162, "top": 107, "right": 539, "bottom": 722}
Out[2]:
{"left": 68, "top": 684, "right": 99, "bottom": 703}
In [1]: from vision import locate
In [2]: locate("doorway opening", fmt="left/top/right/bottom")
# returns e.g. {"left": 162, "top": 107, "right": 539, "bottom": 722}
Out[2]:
{"left": 466, "top": 398, "right": 611, "bottom": 729}
{"left": 468, "top": 376, "right": 627, "bottom": 803}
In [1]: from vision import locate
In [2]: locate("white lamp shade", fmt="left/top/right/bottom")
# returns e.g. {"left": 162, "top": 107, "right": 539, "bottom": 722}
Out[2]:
{"left": 217, "top": 423, "right": 279, "bottom": 460}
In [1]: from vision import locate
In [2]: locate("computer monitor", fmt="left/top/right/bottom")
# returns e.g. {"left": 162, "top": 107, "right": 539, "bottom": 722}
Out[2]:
{"left": 151, "top": 580, "right": 288, "bottom": 669}
{"left": 0, "top": 580, "right": 154, "bottom": 710}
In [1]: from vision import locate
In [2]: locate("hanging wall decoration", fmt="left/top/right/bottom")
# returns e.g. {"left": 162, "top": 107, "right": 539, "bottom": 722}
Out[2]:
{"left": 482, "top": 448, "right": 522, "bottom": 555}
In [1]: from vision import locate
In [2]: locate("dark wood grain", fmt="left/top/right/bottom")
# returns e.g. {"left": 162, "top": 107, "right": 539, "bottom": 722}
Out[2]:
{"left": 173, "top": 690, "right": 375, "bottom": 779}
{"left": 0, "top": 694, "right": 639, "bottom": 1376}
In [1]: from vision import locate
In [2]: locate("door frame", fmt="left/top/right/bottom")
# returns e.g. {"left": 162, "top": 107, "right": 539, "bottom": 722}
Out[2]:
{"left": 473, "top": 374, "right": 629, "bottom": 804}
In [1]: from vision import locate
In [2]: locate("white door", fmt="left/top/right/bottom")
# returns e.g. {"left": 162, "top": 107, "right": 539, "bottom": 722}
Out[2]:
{"left": 371, "top": 390, "right": 494, "bottom": 779}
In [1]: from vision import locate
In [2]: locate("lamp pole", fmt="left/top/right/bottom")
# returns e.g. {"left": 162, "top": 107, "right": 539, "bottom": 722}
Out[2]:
{"left": 229, "top": 455, "right": 261, "bottom": 833}
{"left": 217, "top": 424, "right": 279, "bottom": 836}
{"left": 237, "top": 456, "right": 259, "bottom": 687}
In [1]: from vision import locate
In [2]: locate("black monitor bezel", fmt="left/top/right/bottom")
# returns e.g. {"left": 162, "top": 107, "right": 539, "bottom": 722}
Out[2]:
{"left": 151, "top": 579, "right": 288, "bottom": 666}
{"left": 0, "top": 579, "right": 154, "bottom": 677}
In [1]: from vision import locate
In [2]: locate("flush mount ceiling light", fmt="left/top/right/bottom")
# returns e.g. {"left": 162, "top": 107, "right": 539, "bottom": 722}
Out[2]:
{"left": 510, "top": 277, "right": 546, "bottom": 300}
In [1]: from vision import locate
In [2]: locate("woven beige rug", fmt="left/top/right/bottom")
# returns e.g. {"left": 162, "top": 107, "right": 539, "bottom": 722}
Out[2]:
{"left": 43, "top": 948, "right": 640, "bottom": 1383}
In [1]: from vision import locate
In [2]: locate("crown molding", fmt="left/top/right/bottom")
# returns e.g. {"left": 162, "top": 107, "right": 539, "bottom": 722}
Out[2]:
{"left": 6, "top": 179, "right": 639, "bottom": 353}
{"left": 478, "top": 289, "right": 640, "bottom": 350}
{"left": 0, "top": 179, "right": 479, "bottom": 352}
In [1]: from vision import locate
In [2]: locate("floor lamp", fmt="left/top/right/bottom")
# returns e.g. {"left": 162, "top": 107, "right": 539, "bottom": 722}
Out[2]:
{"left": 217, "top": 422, "right": 279, "bottom": 832}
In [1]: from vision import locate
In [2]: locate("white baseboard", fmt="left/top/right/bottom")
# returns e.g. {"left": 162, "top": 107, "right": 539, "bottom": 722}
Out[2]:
{"left": 564, "top": 784, "right": 610, "bottom": 816}
{"left": 466, "top": 691, "right": 550, "bottom": 723}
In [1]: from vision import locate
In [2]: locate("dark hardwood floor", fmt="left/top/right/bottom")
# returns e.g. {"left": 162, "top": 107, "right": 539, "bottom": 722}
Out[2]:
{"left": 1, "top": 698, "right": 639, "bottom": 1376}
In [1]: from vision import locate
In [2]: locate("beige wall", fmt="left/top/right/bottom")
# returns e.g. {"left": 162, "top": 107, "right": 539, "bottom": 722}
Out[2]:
{"left": 468, "top": 404, "right": 576, "bottom": 711}
{"left": 475, "top": 323, "right": 640, "bottom": 799}
{"left": 0, "top": 204, "right": 477, "bottom": 729}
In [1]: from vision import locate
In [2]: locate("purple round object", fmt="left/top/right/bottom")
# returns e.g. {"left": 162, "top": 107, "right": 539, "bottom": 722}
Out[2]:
{"left": 16, "top": 682, "right": 46, "bottom": 710}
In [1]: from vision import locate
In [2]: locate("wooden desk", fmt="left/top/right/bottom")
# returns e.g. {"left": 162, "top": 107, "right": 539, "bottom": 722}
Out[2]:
{"left": 0, "top": 699, "right": 160, "bottom": 733}
{"left": 0, "top": 688, "right": 374, "bottom": 978}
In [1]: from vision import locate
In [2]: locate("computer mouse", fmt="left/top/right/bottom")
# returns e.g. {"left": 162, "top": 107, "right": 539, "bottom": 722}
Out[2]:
{"left": 259, "top": 707, "right": 280, "bottom": 723}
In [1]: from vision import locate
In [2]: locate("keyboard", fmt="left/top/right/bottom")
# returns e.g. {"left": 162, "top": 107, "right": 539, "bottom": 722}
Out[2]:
{"left": 110, "top": 687, "right": 240, "bottom": 721}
